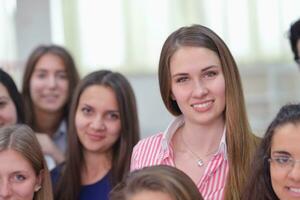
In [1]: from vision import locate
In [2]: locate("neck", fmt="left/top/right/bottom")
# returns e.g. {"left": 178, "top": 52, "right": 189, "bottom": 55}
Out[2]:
{"left": 81, "top": 150, "right": 112, "bottom": 185}
{"left": 175, "top": 116, "right": 225, "bottom": 156}
{"left": 34, "top": 108, "right": 63, "bottom": 136}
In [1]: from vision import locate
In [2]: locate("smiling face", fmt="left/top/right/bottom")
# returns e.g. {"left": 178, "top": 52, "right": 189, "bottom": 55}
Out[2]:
{"left": 0, "top": 149, "right": 41, "bottom": 200}
{"left": 29, "top": 53, "right": 69, "bottom": 114}
{"left": 170, "top": 46, "right": 225, "bottom": 126}
{"left": 75, "top": 85, "right": 121, "bottom": 154}
{"left": 0, "top": 83, "right": 17, "bottom": 127}
{"left": 270, "top": 123, "right": 300, "bottom": 200}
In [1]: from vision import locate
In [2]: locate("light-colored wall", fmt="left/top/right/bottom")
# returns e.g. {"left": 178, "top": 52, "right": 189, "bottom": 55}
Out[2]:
{"left": 15, "top": 0, "right": 51, "bottom": 61}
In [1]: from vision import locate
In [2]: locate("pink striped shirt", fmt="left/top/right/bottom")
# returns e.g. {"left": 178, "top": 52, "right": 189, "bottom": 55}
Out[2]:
{"left": 131, "top": 116, "right": 228, "bottom": 200}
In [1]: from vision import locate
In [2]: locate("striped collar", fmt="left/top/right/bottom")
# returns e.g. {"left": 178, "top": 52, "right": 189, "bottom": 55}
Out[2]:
{"left": 161, "top": 115, "right": 228, "bottom": 160}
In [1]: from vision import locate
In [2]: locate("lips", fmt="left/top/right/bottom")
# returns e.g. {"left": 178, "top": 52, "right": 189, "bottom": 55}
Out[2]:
{"left": 191, "top": 100, "right": 214, "bottom": 112}
{"left": 86, "top": 133, "right": 105, "bottom": 141}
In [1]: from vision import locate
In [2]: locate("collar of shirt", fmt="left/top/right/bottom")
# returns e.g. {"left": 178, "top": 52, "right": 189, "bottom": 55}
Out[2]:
{"left": 161, "top": 115, "right": 228, "bottom": 161}
{"left": 52, "top": 120, "right": 67, "bottom": 140}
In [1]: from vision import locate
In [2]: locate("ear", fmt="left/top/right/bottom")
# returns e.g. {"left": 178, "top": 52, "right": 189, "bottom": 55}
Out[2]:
{"left": 34, "top": 170, "right": 44, "bottom": 192}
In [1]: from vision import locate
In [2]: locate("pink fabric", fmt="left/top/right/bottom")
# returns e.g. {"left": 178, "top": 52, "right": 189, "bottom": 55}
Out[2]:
{"left": 130, "top": 117, "right": 228, "bottom": 200}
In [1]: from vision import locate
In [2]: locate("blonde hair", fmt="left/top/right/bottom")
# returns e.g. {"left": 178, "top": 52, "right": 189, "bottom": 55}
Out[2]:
{"left": 158, "top": 24, "right": 259, "bottom": 199}
{"left": 0, "top": 124, "right": 53, "bottom": 200}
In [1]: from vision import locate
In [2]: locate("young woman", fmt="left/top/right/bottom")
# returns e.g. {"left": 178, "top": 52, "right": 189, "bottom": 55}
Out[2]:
{"left": 51, "top": 70, "right": 140, "bottom": 200}
{"left": 0, "top": 68, "right": 24, "bottom": 126}
{"left": 22, "top": 45, "right": 80, "bottom": 165}
{"left": 110, "top": 165, "right": 204, "bottom": 200}
{"left": 131, "top": 24, "right": 259, "bottom": 199}
{"left": 243, "top": 103, "right": 300, "bottom": 200}
{"left": 0, "top": 124, "right": 53, "bottom": 200}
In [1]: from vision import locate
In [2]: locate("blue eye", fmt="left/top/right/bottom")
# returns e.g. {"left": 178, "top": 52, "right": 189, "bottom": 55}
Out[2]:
{"left": 13, "top": 174, "right": 26, "bottom": 182}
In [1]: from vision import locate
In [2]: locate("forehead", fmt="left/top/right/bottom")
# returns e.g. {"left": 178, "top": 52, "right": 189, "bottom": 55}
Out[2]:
{"left": 34, "top": 53, "right": 66, "bottom": 71}
{"left": 0, "top": 149, "right": 35, "bottom": 173}
{"left": 170, "top": 46, "right": 221, "bottom": 73}
{"left": 129, "top": 190, "right": 173, "bottom": 200}
{"left": 78, "top": 85, "right": 118, "bottom": 108}
{"left": 271, "top": 123, "right": 300, "bottom": 154}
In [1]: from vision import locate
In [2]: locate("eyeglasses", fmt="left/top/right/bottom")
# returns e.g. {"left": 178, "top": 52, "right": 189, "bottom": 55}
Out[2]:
{"left": 268, "top": 156, "right": 300, "bottom": 169}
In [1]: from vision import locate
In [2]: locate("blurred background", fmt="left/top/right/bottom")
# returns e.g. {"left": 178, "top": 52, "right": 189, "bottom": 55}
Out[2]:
{"left": 1, "top": 0, "right": 300, "bottom": 137}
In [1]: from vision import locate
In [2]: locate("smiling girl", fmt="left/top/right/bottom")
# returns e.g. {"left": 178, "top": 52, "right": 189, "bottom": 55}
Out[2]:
{"left": 131, "top": 24, "right": 259, "bottom": 199}
{"left": 51, "top": 70, "right": 140, "bottom": 200}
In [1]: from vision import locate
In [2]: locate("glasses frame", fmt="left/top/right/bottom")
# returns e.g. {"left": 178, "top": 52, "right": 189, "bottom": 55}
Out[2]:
{"left": 268, "top": 156, "right": 300, "bottom": 169}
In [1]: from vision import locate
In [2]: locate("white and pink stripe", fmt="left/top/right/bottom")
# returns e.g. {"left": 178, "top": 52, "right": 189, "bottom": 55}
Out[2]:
{"left": 130, "top": 132, "right": 228, "bottom": 200}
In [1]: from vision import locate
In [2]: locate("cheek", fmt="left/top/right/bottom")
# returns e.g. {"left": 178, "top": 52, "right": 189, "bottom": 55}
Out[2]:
{"left": 270, "top": 165, "right": 285, "bottom": 193}
{"left": 29, "top": 78, "right": 41, "bottom": 99}
{"left": 1, "top": 104, "right": 18, "bottom": 125}
{"left": 13, "top": 182, "right": 36, "bottom": 199}
{"left": 58, "top": 80, "right": 69, "bottom": 93}
{"left": 108, "top": 121, "right": 121, "bottom": 137}
{"left": 75, "top": 113, "right": 86, "bottom": 132}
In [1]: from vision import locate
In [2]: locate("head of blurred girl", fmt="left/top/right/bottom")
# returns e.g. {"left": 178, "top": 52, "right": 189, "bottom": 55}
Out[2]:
{"left": 22, "top": 45, "right": 79, "bottom": 127}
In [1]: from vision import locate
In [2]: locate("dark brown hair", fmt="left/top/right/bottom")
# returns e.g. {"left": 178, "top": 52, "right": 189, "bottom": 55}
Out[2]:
{"left": 54, "top": 70, "right": 140, "bottom": 200}
{"left": 242, "top": 103, "right": 300, "bottom": 200}
{"left": 289, "top": 18, "right": 300, "bottom": 62}
{"left": 110, "top": 165, "right": 203, "bottom": 200}
{"left": 158, "top": 24, "right": 259, "bottom": 199}
{"left": 21, "top": 44, "right": 79, "bottom": 130}
{"left": 0, "top": 68, "right": 24, "bottom": 123}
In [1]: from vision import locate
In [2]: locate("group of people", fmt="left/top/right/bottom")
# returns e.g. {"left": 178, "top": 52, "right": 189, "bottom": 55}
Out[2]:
{"left": 0, "top": 19, "right": 300, "bottom": 200}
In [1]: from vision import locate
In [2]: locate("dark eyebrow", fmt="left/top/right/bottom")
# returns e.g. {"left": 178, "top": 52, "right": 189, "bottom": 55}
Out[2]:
{"left": 272, "top": 151, "right": 291, "bottom": 156}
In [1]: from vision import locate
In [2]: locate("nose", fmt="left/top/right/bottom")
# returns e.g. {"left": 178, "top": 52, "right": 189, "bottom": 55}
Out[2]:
{"left": 288, "top": 162, "right": 300, "bottom": 182}
{"left": 47, "top": 75, "right": 57, "bottom": 89}
{"left": 192, "top": 80, "right": 208, "bottom": 97}
{"left": 90, "top": 115, "right": 106, "bottom": 131}
{"left": 0, "top": 180, "right": 12, "bottom": 198}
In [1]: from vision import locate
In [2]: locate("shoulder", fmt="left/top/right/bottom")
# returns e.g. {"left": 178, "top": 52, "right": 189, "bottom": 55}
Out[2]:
{"left": 130, "top": 133, "right": 165, "bottom": 171}
{"left": 133, "top": 132, "right": 164, "bottom": 153}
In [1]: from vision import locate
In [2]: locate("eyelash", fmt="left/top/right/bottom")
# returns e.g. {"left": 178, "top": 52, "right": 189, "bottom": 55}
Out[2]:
{"left": 175, "top": 77, "right": 188, "bottom": 83}
{"left": 13, "top": 174, "right": 26, "bottom": 182}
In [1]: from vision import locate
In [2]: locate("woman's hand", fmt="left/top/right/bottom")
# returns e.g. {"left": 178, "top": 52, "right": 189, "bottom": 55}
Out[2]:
{"left": 36, "top": 133, "right": 65, "bottom": 164}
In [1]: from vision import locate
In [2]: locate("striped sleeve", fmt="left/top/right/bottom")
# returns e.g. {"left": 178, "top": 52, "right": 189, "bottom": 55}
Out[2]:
{"left": 130, "top": 133, "right": 164, "bottom": 171}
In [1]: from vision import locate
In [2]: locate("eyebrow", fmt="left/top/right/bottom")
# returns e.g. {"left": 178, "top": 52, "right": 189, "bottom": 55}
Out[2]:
{"left": 271, "top": 151, "right": 291, "bottom": 156}
{"left": 172, "top": 65, "right": 219, "bottom": 78}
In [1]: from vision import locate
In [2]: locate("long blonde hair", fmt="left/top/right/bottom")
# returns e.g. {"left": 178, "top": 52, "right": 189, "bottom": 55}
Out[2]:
{"left": 0, "top": 124, "right": 53, "bottom": 200}
{"left": 158, "top": 24, "right": 259, "bottom": 199}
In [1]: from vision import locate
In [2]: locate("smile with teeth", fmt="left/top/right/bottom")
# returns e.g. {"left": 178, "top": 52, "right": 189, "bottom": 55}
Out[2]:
{"left": 192, "top": 100, "right": 213, "bottom": 109}
{"left": 289, "top": 187, "right": 300, "bottom": 193}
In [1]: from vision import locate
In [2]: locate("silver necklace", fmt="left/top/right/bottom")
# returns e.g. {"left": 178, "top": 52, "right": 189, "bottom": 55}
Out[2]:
{"left": 181, "top": 133, "right": 217, "bottom": 167}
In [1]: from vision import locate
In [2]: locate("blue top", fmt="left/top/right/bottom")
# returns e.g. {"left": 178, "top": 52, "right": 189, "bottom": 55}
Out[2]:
{"left": 51, "top": 164, "right": 111, "bottom": 200}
